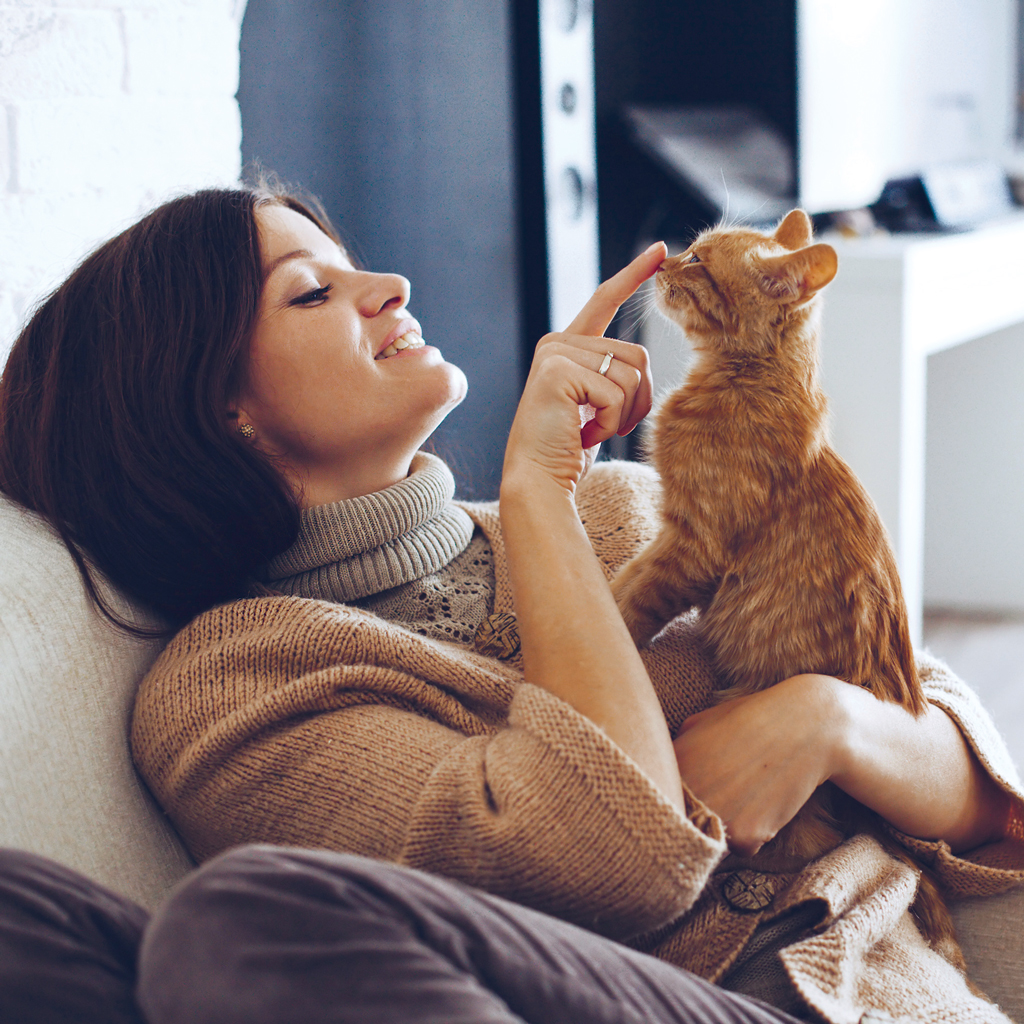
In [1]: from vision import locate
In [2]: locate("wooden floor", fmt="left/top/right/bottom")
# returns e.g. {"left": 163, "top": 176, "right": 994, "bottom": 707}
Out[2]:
{"left": 922, "top": 611, "right": 1024, "bottom": 774}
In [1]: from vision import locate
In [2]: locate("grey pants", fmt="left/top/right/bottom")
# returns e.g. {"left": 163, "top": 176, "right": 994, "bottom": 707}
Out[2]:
{"left": 0, "top": 845, "right": 804, "bottom": 1024}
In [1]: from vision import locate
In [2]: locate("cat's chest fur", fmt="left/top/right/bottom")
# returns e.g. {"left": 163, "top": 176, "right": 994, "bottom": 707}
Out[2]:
{"left": 650, "top": 355, "right": 828, "bottom": 552}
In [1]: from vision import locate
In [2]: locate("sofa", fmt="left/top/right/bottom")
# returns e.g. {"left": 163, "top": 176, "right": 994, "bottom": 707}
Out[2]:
{"left": 2, "top": 493, "right": 1022, "bottom": 1019}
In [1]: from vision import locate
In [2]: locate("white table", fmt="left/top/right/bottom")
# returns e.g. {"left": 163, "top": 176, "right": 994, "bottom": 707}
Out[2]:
{"left": 641, "top": 216, "right": 1024, "bottom": 643}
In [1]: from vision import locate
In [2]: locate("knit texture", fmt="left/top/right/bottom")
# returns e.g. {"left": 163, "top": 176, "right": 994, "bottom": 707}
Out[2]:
{"left": 352, "top": 530, "right": 495, "bottom": 647}
{"left": 132, "top": 460, "right": 1024, "bottom": 1024}
{"left": 262, "top": 447, "right": 496, "bottom": 645}
{"left": 720, "top": 903, "right": 823, "bottom": 1018}
{"left": 262, "top": 451, "right": 475, "bottom": 601}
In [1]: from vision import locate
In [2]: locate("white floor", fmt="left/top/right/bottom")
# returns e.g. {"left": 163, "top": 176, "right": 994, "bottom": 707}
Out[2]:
{"left": 922, "top": 611, "right": 1024, "bottom": 774}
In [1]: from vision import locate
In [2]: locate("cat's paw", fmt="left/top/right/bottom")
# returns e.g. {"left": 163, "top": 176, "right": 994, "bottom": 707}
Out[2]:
{"left": 613, "top": 596, "right": 662, "bottom": 648}
{"left": 610, "top": 570, "right": 665, "bottom": 647}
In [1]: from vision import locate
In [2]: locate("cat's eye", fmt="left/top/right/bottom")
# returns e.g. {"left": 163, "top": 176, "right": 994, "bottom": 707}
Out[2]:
{"left": 686, "top": 252, "right": 701, "bottom": 264}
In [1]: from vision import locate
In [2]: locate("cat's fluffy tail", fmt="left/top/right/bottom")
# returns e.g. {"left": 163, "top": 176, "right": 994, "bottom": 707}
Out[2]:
{"left": 847, "top": 565, "right": 925, "bottom": 715}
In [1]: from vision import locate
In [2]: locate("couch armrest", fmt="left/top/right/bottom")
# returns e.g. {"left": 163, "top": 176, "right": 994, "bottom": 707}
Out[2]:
{"left": 952, "top": 885, "right": 1024, "bottom": 1020}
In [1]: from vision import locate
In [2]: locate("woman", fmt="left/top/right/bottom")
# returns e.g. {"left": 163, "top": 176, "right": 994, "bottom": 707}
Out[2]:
{"left": 1, "top": 183, "right": 1021, "bottom": 1023}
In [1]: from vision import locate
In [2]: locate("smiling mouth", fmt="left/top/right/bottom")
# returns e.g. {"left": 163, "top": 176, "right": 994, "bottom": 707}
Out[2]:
{"left": 376, "top": 332, "right": 426, "bottom": 360}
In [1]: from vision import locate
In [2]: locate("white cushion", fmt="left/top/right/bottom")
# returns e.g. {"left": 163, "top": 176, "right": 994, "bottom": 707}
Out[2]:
{"left": 0, "top": 495, "right": 193, "bottom": 909}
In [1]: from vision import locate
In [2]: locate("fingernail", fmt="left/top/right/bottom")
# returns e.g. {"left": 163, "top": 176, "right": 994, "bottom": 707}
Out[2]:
{"left": 643, "top": 241, "right": 664, "bottom": 255}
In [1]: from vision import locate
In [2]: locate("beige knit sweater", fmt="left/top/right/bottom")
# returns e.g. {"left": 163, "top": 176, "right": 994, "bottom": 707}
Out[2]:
{"left": 131, "top": 460, "right": 1024, "bottom": 1024}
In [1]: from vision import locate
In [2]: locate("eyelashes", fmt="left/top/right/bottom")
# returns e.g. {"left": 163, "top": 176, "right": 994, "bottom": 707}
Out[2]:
{"left": 290, "top": 283, "right": 333, "bottom": 306}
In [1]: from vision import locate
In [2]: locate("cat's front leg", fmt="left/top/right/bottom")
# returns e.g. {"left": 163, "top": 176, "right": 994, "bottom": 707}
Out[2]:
{"left": 611, "top": 528, "right": 712, "bottom": 646}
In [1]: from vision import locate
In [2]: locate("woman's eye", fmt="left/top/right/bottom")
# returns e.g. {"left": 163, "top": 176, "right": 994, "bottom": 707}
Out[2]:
{"left": 290, "top": 283, "right": 333, "bottom": 306}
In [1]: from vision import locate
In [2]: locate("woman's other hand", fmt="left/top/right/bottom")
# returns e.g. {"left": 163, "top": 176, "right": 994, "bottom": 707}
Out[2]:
{"left": 673, "top": 676, "right": 840, "bottom": 858}
{"left": 502, "top": 242, "right": 665, "bottom": 496}
{"left": 674, "top": 674, "right": 1012, "bottom": 857}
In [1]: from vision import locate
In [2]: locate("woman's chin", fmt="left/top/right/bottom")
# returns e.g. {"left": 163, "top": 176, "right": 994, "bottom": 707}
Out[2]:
{"left": 446, "top": 363, "right": 469, "bottom": 408}
{"left": 406, "top": 363, "right": 467, "bottom": 447}
{"left": 437, "top": 375, "right": 470, "bottom": 427}
{"left": 426, "top": 358, "right": 468, "bottom": 413}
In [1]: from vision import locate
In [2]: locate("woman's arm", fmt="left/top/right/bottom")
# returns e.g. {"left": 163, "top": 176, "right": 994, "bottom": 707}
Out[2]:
{"left": 500, "top": 242, "right": 687, "bottom": 812}
{"left": 131, "top": 599, "right": 727, "bottom": 941}
{"left": 829, "top": 677, "right": 1011, "bottom": 850}
{"left": 672, "top": 673, "right": 1013, "bottom": 857}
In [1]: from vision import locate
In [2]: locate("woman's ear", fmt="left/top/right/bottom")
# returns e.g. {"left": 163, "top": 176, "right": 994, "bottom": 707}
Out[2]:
{"left": 757, "top": 243, "right": 838, "bottom": 302}
{"left": 227, "top": 408, "right": 257, "bottom": 441}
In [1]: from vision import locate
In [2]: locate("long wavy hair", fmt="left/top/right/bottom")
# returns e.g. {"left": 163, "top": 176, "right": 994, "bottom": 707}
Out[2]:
{"left": 0, "top": 184, "right": 340, "bottom": 633}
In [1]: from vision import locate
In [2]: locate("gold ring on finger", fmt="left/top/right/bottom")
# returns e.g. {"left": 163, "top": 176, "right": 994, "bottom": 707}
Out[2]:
{"left": 598, "top": 351, "right": 614, "bottom": 376}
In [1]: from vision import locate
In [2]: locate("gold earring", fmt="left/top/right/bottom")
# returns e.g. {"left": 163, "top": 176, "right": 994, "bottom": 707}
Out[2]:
{"left": 236, "top": 423, "right": 256, "bottom": 440}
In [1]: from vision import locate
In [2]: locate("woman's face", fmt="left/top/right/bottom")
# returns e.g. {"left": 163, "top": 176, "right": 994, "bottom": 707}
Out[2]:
{"left": 235, "top": 204, "right": 467, "bottom": 504}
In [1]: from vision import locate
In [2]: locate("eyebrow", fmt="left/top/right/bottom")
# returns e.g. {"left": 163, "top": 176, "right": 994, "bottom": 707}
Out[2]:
{"left": 264, "top": 249, "right": 316, "bottom": 280}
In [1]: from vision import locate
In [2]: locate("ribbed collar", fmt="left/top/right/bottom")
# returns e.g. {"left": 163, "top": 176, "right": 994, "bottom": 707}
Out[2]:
{"left": 262, "top": 451, "right": 475, "bottom": 603}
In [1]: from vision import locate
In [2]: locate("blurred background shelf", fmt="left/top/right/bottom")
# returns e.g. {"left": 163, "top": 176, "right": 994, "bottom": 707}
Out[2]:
{"left": 820, "top": 219, "right": 1024, "bottom": 641}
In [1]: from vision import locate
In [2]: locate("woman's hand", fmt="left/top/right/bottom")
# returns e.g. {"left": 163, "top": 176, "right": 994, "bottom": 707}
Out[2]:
{"left": 502, "top": 242, "right": 665, "bottom": 496}
{"left": 673, "top": 676, "right": 841, "bottom": 858}
{"left": 674, "top": 674, "right": 1012, "bottom": 857}
{"left": 499, "top": 242, "right": 687, "bottom": 812}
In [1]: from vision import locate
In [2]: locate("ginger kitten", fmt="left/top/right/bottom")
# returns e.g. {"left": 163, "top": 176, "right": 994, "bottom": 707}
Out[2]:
{"left": 611, "top": 210, "right": 962, "bottom": 968}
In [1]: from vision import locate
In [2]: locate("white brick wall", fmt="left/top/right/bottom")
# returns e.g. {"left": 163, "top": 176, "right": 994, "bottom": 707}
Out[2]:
{"left": 0, "top": 1, "right": 248, "bottom": 357}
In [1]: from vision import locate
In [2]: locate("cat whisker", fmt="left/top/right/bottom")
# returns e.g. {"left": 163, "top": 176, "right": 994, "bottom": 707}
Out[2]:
{"left": 614, "top": 284, "right": 655, "bottom": 323}
{"left": 618, "top": 299, "right": 649, "bottom": 329}
{"left": 620, "top": 286, "right": 652, "bottom": 310}
{"left": 744, "top": 196, "right": 773, "bottom": 227}
{"left": 621, "top": 308, "right": 653, "bottom": 337}
{"left": 619, "top": 281, "right": 659, "bottom": 315}
{"left": 621, "top": 293, "right": 662, "bottom": 338}
{"left": 719, "top": 170, "right": 733, "bottom": 228}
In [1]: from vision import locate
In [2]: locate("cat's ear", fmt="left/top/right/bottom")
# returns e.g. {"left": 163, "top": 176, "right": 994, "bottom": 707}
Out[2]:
{"left": 757, "top": 243, "right": 838, "bottom": 302}
{"left": 773, "top": 209, "right": 813, "bottom": 251}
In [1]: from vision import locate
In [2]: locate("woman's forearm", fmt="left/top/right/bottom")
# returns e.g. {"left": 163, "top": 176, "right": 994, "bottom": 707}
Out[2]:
{"left": 500, "top": 471, "right": 686, "bottom": 812}
{"left": 829, "top": 679, "right": 1012, "bottom": 852}
{"left": 673, "top": 673, "right": 1012, "bottom": 856}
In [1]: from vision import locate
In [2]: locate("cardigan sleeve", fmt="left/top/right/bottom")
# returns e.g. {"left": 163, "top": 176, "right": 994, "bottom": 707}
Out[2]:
{"left": 130, "top": 598, "right": 727, "bottom": 941}
{"left": 399, "top": 682, "right": 726, "bottom": 938}
{"left": 885, "top": 652, "right": 1024, "bottom": 897}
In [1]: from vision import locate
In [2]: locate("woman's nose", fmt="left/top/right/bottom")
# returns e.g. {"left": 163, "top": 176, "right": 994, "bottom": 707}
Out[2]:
{"left": 359, "top": 272, "right": 411, "bottom": 317}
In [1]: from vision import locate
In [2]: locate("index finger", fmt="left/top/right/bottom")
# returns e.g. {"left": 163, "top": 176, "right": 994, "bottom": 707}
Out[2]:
{"left": 565, "top": 241, "right": 667, "bottom": 337}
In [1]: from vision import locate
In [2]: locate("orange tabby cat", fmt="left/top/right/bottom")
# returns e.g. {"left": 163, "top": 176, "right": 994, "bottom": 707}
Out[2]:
{"left": 611, "top": 209, "right": 962, "bottom": 967}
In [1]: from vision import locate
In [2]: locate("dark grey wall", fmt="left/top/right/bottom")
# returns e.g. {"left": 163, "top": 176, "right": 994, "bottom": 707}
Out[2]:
{"left": 238, "top": 0, "right": 523, "bottom": 498}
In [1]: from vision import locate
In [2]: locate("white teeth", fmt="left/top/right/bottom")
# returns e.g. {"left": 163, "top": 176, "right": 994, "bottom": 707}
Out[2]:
{"left": 376, "top": 332, "right": 425, "bottom": 359}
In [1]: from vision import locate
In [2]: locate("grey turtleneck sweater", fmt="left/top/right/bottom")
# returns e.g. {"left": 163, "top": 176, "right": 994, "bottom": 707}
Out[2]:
{"left": 262, "top": 452, "right": 496, "bottom": 646}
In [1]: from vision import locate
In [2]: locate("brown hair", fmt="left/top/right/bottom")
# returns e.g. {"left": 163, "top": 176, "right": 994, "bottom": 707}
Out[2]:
{"left": 0, "top": 184, "right": 340, "bottom": 633}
